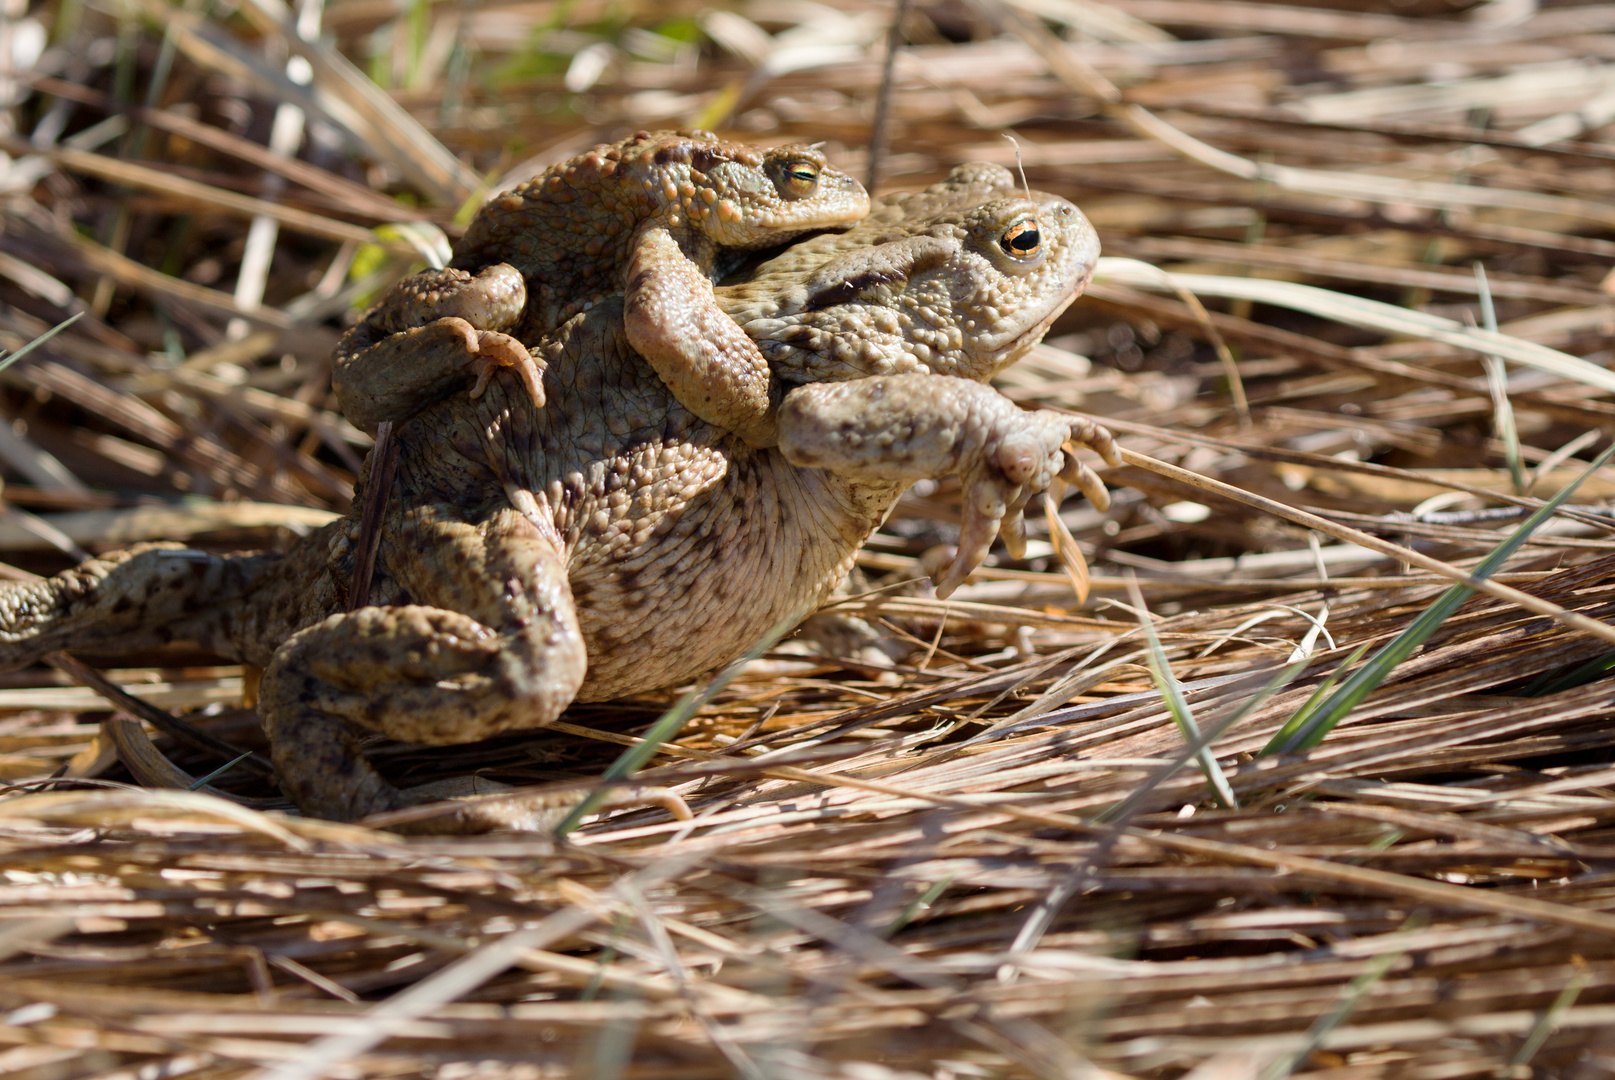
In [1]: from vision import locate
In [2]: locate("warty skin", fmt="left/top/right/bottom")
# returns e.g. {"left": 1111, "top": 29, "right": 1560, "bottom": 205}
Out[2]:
{"left": 0, "top": 164, "right": 1116, "bottom": 830}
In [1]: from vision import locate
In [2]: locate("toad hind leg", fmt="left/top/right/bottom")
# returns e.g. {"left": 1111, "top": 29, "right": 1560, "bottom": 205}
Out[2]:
{"left": 331, "top": 265, "right": 545, "bottom": 434}
{"left": 622, "top": 226, "right": 778, "bottom": 448}
{"left": 256, "top": 506, "right": 586, "bottom": 830}
{"left": 0, "top": 538, "right": 332, "bottom": 672}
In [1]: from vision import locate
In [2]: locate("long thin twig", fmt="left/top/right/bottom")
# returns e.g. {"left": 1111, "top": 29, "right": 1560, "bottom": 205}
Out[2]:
{"left": 348, "top": 420, "right": 398, "bottom": 611}
{"left": 865, "top": 0, "right": 910, "bottom": 192}
{"left": 47, "top": 651, "right": 274, "bottom": 778}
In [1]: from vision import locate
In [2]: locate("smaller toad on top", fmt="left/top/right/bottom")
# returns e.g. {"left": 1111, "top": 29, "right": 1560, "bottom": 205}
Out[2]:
{"left": 333, "top": 130, "right": 869, "bottom": 447}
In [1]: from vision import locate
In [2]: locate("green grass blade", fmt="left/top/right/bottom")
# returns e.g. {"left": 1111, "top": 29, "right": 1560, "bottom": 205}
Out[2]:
{"left": 1260, "top": 914, "right": 1426, "bottom": 1080}
{"left": 0, "top": 312, "right": 83, "bottom": 374}
{"left": 883, "top": 874, "right": 956, "bottom": 938}
{"left": 187, "top": 749, "right": 255, "bottom": 791}
{"left": 553, "top": 611, "right": 804, "bottom": 838}
{"left": 1261, "top": 641, "right": 1371, "bottom": 757}
{"left": 1527, "top": 650, "right": 1615, "bottom": 697}
{"left": 1263, "top": 439, "right": 1615, "bottom": 756}
{"left": 1510, "top": 964, "right": 1589, "bottom": 1069}
{"left": 578, "top": 912, "right": 631, "bottom": 1003}
{"left": 1094, "top": 656, "right": 1311, "bottom": 825}
{"left": 1128, "top": 578, "right": 1238, "bottom": 809}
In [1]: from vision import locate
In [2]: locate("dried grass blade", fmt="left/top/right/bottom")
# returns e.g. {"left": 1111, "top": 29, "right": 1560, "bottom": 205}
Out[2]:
{"left": 737, "top": 887, "right": 1100, "bottom": 1080}
{"left": 1116, "top": 446, "right": 1615, "bottom": 650}
{"left": 101, "top": 716, "right": 208, "bottom": 791}
{"left": 1530, "top": 431, "right": 1600, "bottom": 493}
{"left": 998, "top": 4, "right": 1615, "bottom": 232}
{"left": 8, "top": 139, "right": 386, "bottom": 248}
{"left": 1096, "top": 259, "right": 1615, "bottom": 395}
{"left": 133, "top": 0, "right": 477, "bottom": 205}
{"left": 45, "top": 225, "right": 299, "bottom": 326}
{"left": 1008, "top": 0, "right": 1173, "bottom": 42}
{"left": 622, "top": 880, "right": 766, "bottom": 1080}
{"left": 1002, "top": 660, "right": 1308, "bottom": 978}
{"left": 0, "top": 918, "right": 75, "bottom": 963}
{"left": 0, "top": 415, "right": 91, "bottom": 495}
{"left": 1164, "top": 276, "right": 1248, "bottom": 424}
{"left": 22, "top": 1, "right": 1615, "bottom": 1070}
{"left": 1103, "top": 1, "right": 1416, "bottom": 40}
{"left": 1474, "top": 263, "right": 1525, "bottom": 496}
{"left": 1097, "top": 416, "right": 1585, "bottom": 521}
{"left": 243, "top": 0, "right": 481, "bottom": 203}
{"left": 247, "top": 854, "right": 704, "bottom": 1080}
{"left": 47, "top": 651, "right": 273, "bottom": 776}
{"left": 0, "top": 788, "right": 306, "bottom": 845}
{"left": 1262, "top": 439, "right": 1615, "bottom": 756}
{"left": 27, "top": 75, "right": 425, "bottom": 222}
{"left": 1134, "top": 827, "right": 1615, "bottom": 937}
{"left": 1043, "top": 478, "right": 1091, "bottom": 603}
{"left": 152, "top": 369, "right": 369, "bottom": 445}
{"left": 0, "top": 506, "right": 87, "bottom": 561}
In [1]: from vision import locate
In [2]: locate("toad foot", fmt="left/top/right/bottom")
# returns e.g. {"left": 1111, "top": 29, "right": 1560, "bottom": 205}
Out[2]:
{"left": 332, "top": 265, "right": 545, "bottom": 433}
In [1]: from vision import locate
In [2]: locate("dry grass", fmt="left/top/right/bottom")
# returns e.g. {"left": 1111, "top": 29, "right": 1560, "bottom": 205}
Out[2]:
{"left": 8, "top": 0, "right": 1615, "bottom": 1076}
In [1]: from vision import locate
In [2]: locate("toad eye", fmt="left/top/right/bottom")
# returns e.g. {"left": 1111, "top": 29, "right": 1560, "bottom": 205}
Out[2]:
{"left": 780, "top": 161, "right": 820, "bottom": 197}
{"left": 1001, "top": 219, "right": 1041, "bottom": 257}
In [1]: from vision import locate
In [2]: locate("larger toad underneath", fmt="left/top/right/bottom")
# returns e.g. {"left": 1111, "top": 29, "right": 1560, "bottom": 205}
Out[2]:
{"left": 0, "top": 165, "right": 1117, "bottom": 830}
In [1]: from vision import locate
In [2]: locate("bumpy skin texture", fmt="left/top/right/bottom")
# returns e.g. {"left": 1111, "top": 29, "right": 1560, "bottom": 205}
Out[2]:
{"left": 778, "top": 376, "right": 1114, "bottom": 596}
{"left": 333, "top": 130, "right": 868, "bottom": 444}
{"left": 0, "top": 165, "right": 1117, "bottom": 830}
{"left": 724, "top": 166, "right": 1096, "bottom": 386}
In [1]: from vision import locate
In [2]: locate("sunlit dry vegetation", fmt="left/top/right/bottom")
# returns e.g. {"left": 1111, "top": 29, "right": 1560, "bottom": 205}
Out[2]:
{"left": 7, "top": 0, "right": 1615, "bottom": 1076}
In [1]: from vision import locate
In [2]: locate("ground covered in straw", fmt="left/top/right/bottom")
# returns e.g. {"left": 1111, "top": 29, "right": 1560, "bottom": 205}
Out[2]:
{"left": 7, "top": 0, "right": 1615, "bottom": 1076}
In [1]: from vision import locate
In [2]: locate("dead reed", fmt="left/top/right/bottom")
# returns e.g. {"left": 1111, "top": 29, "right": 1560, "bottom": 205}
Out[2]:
{"left": 6, "top": 0, "right": 1615, "bottom": 1076}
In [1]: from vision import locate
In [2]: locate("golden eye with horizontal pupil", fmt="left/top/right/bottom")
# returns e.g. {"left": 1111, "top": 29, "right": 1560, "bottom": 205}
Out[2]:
{"left": 1001, "top": 219, "right": 1042, "bottom": 257}
{"left": 780, "top": 161, "right": 820, "bottom": 196}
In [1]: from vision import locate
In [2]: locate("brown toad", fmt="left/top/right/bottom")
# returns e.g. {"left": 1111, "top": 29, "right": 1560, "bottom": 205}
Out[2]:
{"left": 334, "top": 130, "right": 868, "bottom": 446}
{"left": 0, "top": 164, "right": 1116, "bottom": 829}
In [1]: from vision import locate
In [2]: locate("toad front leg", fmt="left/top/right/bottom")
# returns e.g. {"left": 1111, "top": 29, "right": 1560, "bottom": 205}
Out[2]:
{"left": 778, "top": 374, "right": 1119, "bottom": 597}
{"left": 622, "top": 227, "right": 778, "bottom": 447}
{"left": 257, "top": 505, "right": 586, "bottom": 830}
